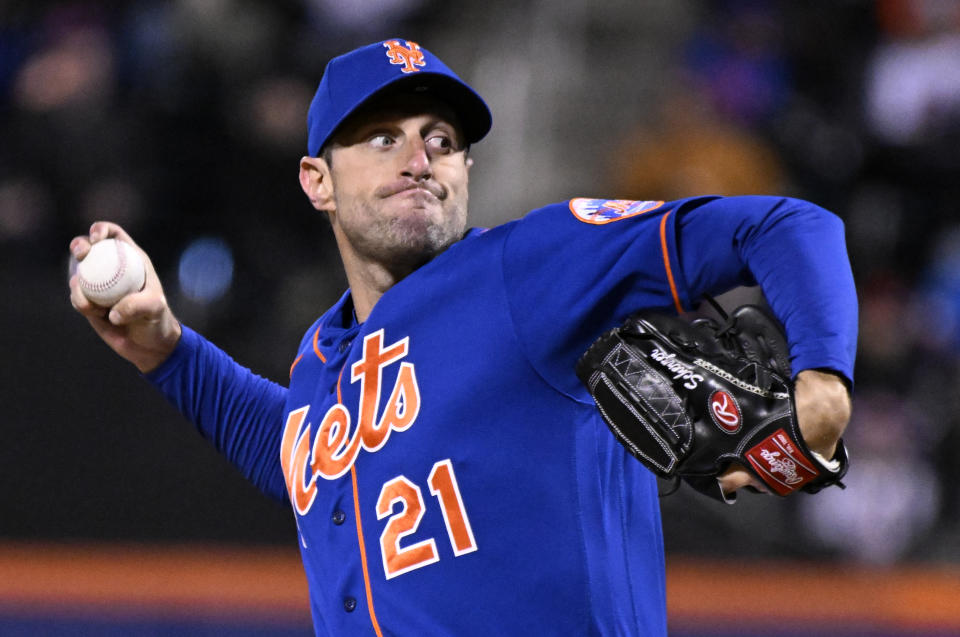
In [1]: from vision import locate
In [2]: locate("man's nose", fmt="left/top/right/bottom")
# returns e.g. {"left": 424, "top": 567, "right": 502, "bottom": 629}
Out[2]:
{"left": 401, "top": 138, "right": 432, "bottom": 181}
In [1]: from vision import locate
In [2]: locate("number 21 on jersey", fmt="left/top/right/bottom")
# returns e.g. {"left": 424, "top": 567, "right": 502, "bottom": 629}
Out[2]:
{"left": 377, "top": 458, "right": 477, "bottom": 579}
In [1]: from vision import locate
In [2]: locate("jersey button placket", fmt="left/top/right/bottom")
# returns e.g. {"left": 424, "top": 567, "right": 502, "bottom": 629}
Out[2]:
{"left": 332, "top": 509, "right": 346, "bottom": 525}
{"left": 343, "top": 596, "right": 357, "bottom": 613}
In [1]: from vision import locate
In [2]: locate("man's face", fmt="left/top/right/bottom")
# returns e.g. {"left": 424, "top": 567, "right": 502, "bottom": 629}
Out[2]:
{"left": 323, "top": 94, "right": 471, "bottom": 269}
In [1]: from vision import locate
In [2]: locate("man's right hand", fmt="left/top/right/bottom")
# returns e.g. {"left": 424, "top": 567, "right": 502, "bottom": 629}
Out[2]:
{"left": 69, "top": 222, "right": 182, "bottom": 374}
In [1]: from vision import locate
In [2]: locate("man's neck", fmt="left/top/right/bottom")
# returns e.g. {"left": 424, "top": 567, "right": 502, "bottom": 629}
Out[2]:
{"left": 339, "top": 246, "right": 422, "bottom": 322}
{"left": 347, "top": 263, "right": 404, "bottom": 322}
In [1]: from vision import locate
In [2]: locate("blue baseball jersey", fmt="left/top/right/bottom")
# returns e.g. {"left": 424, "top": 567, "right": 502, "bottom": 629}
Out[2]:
{"left": 148, "top": 195, "right": 857, "bottom": 636}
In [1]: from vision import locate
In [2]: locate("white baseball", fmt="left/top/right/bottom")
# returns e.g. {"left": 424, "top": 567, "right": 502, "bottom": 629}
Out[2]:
{"left": 77, "top": 238, "right": 146, "bottom": 307}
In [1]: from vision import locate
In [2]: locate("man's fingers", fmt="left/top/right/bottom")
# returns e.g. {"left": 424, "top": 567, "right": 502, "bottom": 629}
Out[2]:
{"left": 108, "top": 290, "right": 165, "bottom": 326}
{"left": 69, "top": 236, "right": 92, "bottom": 261}
{"left": 717, "top": 463, "right": 770, "bottom": 495}
{"left": 89, "top": 221, "right": 139, "bottom": 249}
{"left": 81, "top": 221, "right": 138, "bottom": 250}
{"left": 88, "top": 221, "right": 117, "bottom": 243}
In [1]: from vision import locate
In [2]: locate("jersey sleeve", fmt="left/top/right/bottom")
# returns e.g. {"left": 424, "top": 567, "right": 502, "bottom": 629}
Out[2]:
{"left": 501, "top": 196, "right": 857, "bottom": 400}
{"left": 673, "top": 196, "right": 858, "bottom": 385}
{"left": 145, "top": 325, "right": 290, "bottom": 502}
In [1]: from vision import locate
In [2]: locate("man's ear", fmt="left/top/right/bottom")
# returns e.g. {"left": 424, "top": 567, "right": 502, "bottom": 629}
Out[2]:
{"left": 299, "top": 156, "right": 335, "bottom": 213}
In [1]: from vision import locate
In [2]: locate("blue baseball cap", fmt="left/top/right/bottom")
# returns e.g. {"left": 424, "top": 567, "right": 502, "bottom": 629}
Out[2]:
{"left": 307, "top": 39, "right": 492, "bottom": 157}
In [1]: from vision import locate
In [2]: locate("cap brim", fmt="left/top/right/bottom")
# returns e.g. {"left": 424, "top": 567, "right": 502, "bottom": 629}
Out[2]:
{"left": 385, "top": 73, "right": 491, "bottom": 145}
{"left": 331, "top": 72, "right": 492, "bottom": 149}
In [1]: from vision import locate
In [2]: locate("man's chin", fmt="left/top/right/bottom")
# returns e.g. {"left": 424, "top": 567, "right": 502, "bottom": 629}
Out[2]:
{"left": 384, "top": 219, "right": 461, "bottom": 261}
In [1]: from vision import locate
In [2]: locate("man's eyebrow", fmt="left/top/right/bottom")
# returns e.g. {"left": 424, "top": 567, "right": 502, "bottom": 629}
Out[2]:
{"left": 421, "top": 117, "right": 455, "bottom": 131}
{"left": 356, "top": 123, "right": 397, "bottom": 136}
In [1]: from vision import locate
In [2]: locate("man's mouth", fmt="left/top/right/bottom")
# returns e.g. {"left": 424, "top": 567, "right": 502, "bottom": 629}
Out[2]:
{"left": 378, "top": 181, "right": 446, "bottom": 200}
{"left": 396, "top": 188, "right": 439, "bottom": 203}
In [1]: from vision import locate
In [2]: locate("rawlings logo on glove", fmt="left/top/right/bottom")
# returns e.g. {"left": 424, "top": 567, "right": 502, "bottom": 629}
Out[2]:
{"left": 709, "top": 391, "right": 741, "bottom": 432}
{"left": 576, "top": 304, "right": 849, "bottom": 503}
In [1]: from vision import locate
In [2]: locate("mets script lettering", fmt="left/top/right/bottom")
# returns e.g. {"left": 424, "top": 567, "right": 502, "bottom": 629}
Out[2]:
{"left": 280, "top": 329, "right": 421, "bottom": 516}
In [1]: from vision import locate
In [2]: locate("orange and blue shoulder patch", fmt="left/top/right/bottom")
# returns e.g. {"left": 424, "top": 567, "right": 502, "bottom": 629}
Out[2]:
{"left": 569, "top": 198, "right": 664, "bottom": 224}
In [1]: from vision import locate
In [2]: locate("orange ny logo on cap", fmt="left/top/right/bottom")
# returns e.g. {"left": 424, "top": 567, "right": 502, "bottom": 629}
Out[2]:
{"left": 383, "top": 40, "right": 426, "bottom": 73}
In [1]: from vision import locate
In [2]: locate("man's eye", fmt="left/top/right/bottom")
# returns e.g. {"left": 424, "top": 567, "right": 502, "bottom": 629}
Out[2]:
{"left": 426, "top": 135, "right": 454, "bottom": 152}
{"left": 369, "top": 134, "right": 393, "bottom": 148}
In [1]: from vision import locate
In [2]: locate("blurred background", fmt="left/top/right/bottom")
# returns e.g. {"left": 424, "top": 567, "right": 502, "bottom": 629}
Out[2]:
{"left": 2, "top": 0, "right": 960, "bottom": 634}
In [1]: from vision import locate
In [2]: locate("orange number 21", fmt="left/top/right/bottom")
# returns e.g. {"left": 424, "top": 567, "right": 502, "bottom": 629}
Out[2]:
{"left": 376, "top": 459, "right": 477, "bottom": 579}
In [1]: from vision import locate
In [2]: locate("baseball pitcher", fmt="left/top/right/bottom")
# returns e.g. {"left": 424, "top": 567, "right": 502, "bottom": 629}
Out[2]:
{"left": 69, "top": 39, "right": 857, "bottom": 636}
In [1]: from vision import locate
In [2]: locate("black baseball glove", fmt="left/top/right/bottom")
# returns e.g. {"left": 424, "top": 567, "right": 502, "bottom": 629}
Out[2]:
{"left": 576, "top": 304, "right": 848, "bottom": 503}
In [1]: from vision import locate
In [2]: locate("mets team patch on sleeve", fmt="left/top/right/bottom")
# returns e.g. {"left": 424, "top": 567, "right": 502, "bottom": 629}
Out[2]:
{"left": 569, "top": 198, "right": 664, "bottom": 224}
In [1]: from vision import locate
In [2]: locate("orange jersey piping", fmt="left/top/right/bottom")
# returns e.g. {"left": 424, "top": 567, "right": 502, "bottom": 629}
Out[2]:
{"left": 288, "top": 354, "right": 304, "bottom": 380}
{"left": 352, "top": 465, "right": 383, "bottom": 636}
{"left": 312, "top": 326, "right": 327, "bottom": 363}
{"left": 336, "top": 365, "right": 383, "bottom": 637}
{"left": 659, "top": 211, "right": 684, "bottom": 314}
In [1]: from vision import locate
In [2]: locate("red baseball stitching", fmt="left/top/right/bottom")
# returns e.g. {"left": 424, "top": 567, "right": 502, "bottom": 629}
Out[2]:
{"left": 78, "top": 240, "right": 128, "bottom": 293}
